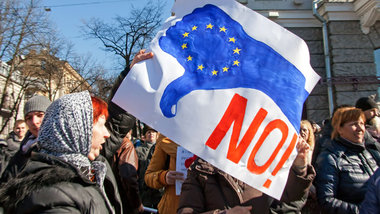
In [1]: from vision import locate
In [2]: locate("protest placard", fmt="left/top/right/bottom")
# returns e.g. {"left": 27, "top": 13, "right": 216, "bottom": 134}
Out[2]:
{"left": 113, "top": 0, "right": 319, "bottom": 199}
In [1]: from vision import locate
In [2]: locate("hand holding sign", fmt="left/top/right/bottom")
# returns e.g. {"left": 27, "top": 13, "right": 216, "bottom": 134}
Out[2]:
{"left": 166, "top": 171, "right": 185, "bottom": 185}
{"left": 293, "top": 137, "right": 311, "bottom": 174}
{"left": 226, "top": 206, "right": 252, "bottom": 214}
{"left": 113, "top": 0, "right": 320, "bottom": 199}
{"left": 130, "top": 49, "right": 154, "bottom": 69}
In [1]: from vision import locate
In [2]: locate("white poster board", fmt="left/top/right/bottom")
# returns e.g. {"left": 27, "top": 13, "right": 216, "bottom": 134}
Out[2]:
{"left": 113, "top": 0, "right": 319, "bottom": 199}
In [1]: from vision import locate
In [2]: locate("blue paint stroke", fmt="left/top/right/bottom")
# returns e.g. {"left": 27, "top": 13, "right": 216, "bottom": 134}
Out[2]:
{"left": 159, "top": 4, "right": 308, "bottom": 131}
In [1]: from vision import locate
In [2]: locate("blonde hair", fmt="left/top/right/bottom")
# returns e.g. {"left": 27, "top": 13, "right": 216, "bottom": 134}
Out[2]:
{"left": 300, "top": 120, "right": 315, "bottom": 150}
{"left": 331, "top": 107, "right": 365, "bottom": 139}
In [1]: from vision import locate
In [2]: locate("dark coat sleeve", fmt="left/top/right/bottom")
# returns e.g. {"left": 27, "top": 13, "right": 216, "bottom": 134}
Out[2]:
{"left": 116, "top": 139, "right": 142, "bottom": 210}
{"left": 0, "top": 132, "right": 34, "bottom": 184}
{"left": 101, "top": 67, "right": 136, "bottom": 164}
{"left": 280, "top": 165, "right": 315, "bottom": 203}
{"left": 177, "top": 167, "right": 221, "bottom": 214}
{"left": 0, "top": 149, "right": 30, "bottom": 184}
{"left": 359, "top": 168, "right": 380, "bottom": 214}
{"left": 101, "top": 68, "right": 136, "bottom": 165}
{"left": 178, "top": 159, "right": 316, "bottom": 214}
{"left": 315, "top": 152, "right": 359, "bottom": 214}
{"left": 102, "top": 101, "right": 136, "bottom": 164}
{"left": 119, "top": 162, "right": 141, "bottom": 210}
{"left": 270, "top": 165, "right": 315, "bottom": 213}
{"left": 1, "top": 160, "right": 110, "bottom": 214}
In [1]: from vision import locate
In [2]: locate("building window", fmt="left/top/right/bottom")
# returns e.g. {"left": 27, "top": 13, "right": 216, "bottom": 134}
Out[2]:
{"left": 41, "top": 60, "right": 46, "bottom": 70}
{"left": 374, "top": 49, "right": 380, "bottom": 98}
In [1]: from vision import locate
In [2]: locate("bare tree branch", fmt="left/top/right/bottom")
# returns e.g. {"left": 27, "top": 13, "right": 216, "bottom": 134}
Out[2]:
{"left": 82, "top": 0, "right": 165, "bottom": 71}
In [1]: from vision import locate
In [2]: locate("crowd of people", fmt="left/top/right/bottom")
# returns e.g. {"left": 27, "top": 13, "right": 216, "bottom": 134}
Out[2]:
{"left": 0, "top": 50, "right": 379, "bottom": 214}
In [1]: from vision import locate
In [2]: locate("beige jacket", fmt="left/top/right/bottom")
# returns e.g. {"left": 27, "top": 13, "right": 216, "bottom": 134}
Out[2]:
{"left": 145, "top": 135, "right": 179, "bottom": 214}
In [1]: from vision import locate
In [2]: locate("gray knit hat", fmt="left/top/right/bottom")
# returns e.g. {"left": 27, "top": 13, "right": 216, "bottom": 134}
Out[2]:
{"left": 24, "top": 95, "right": 52, "bottom": 116}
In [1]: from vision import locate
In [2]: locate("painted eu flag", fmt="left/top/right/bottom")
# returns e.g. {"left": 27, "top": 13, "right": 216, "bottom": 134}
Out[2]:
{"left": 159, "top": 4, "right": 308, "bottom": 131}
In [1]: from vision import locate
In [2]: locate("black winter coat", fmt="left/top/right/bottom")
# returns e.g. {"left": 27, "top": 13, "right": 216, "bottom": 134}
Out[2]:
{"left": 315, "top": 137, "right": 380, "bottom": 214}
{"left": 102, "top": 101, "right": 136, "bottom": 165}
{"left": 360, "top": 167, "right": 380, "bottom": 213}
{"left": 0, "top": 152, "right": 122, "bottom": 214}
{"left": 102, "top": 66, "right": 136, "bottom": 165}
{"left": 178, "top": 158, "right": 315, "bottom": 214}
{"left": 6, "top": 131, "right": 22, "bottom": 156}
{"left": 0, "top": 131, "right": 36, "bottom": 184}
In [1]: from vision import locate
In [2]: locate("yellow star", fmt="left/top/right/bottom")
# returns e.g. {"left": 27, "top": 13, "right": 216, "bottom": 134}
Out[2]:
{"left": 182, "top": 43, "right": 187, "bottom": 49}
{"left": 187, "top": 55, "right": 192, "bottom": 61}
{"left": 206, "top": 23, "right": 213, "bottom": 29}
{"left": 233, "top": 60, "right": 240, "bottom": 66}
{"left": 183, "top": 32, "right": 189, "bottom": 38}
{"left": 233, "top": 47, "right": 241, "bottom": 54}
{"left": 223, "top": 67, "right": 229, "bottom": 72}
{"left": 192, "top": 26, "right": 198, "bottom": 31}
{"left": 229, "top": 37, "right": 236, "bottom": 43}
{"left": 219, "top": 27, "right": 227, "bottom": 32}
{"left": 197, "top": 65, "right": 204, "bottom": 71}
{"left": 212, "top": 70, "right": 218, "bottom": 75}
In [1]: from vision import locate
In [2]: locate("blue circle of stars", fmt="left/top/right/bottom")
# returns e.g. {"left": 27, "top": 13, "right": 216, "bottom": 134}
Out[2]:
{"left": 180, "top": 23, "right": 242, "bottom": 77}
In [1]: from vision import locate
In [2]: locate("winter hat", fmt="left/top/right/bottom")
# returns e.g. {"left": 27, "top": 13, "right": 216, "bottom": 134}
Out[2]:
{"left": 24, "top": 95, "right": 52, "bottom": 116}
{"left": 143, "top": 125, "right": 157, "bottom": 135}
{"left": 38, "top": 91, "right": 113, "bottom": 212}
{"left": 355, "top": 97, "right": 378, "bottom": 111}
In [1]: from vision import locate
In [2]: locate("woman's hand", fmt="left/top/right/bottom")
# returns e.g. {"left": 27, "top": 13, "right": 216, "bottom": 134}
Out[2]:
{"left": 165, "top": 171, "right": 184, "bottom": 185}
{"left": 130, "top": 49, "right": 154, "bottom": 69}
{"left": 292, "top": 136, "right": 310, "bottom": 174}
{"left": 225, "top": 206, "right": 252, "bottom": 214}
{"left": 138, "top": 204, "right": 144, "bottom": 213}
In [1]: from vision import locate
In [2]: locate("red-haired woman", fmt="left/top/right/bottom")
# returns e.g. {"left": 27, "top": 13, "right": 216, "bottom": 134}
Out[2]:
{"left": 0, "top": 91, "right": 122, "bottom": 213}
{"left": 315, "top": 107, "right": 380, "bottom": 214}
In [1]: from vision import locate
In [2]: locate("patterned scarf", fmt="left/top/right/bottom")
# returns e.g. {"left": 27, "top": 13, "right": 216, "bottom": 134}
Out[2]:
{"left": 37, "top": 91, "right": 107, "bottom": 187}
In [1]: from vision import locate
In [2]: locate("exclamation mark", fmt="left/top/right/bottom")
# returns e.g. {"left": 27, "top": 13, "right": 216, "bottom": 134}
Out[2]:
{"left": 263, "top": 133, "right": 298, "bottom": 188}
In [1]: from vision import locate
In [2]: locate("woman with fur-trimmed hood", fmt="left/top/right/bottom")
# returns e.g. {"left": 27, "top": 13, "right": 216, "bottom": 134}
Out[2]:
{"left": 0, "top": 91, "right": 122, "bottom": 214}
